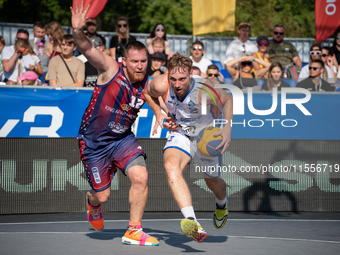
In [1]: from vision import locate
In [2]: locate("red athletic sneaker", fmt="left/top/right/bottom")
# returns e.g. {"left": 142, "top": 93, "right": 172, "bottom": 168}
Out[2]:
{"left": 122, "top": 225, "right": 159, "bottom": 246}
{"left": 87, "top": 196, "right": 104, "bottom": 230}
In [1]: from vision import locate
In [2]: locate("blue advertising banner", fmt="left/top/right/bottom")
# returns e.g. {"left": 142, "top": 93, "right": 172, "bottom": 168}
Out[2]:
{"left": 0, "top": 86, "right": 339, "bottom": 139}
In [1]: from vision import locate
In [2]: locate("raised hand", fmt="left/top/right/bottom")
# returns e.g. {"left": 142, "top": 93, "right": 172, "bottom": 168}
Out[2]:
{"left": 70, "top": 1, "right": 90, "bottom": 31}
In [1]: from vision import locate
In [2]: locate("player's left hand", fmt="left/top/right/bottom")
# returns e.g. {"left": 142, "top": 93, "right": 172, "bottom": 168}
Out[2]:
{"left": 214, "top": 126, "right": 231, "bottom": 154}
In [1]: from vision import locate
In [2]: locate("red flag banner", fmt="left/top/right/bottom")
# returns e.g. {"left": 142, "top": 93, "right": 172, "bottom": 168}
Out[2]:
{"left": 315, "top": 0, "right": 340, "bottom": 43}
{"left": 73, "top": 0, "right": 108, "bottom": 19}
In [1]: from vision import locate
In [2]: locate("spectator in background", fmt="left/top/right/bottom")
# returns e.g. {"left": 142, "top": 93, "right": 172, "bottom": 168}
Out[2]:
{"left": 297, "top": 59, "right": 334, "bottom": 91}
{"left": 85, "top": 18, "right": 110, "bottom": 55}
{"left": 0, "top": 36, "right": 6, "bottom": 79}
{"left": 30, "top": 21, "right": 47, "bottom": 54}
{"left": 15, "top": 38, "right": 43, "bottom": 81}
{"left": 109, "top": 17, "right": 136, "bottom": 61}
{"left": 48, "top": 34, "right": 84, "bottom": 87}
{"left": 251, "top": 36, "right": 270, "bottom": 78}
{"left": 146, "top": 38, "right": 168, "bottom": 74}
{"left": 267, "top": 24, "right": 302, "bottom": 68}
{"left": 2, "top": 28, "right": 29, "bottom": 84}
{"left": 190, "top": 41, "right": 212, "bottom": 78}
{"left": 331, "top": 31, "right": 340, "bottom": 65}
{"left": 191, "top": 66, "right": 201, "bottom": 76}
{"left": 261, "top": 62, "right": 290, "bottom": 91}
{"left": 299, "top": 44, "right": 337, "bottom": 84}
{"left": 146, "top": 23, "right": 171, "bottom": 55}
{"left": 147, "top": 52, "right": 166, "bottom": 78}
{"left": 321, "top": 46, "right": 339, "bottom": 73}
{"left": 206, "top": 64, "right": 224, "bottom": 82}
{"left": 17, "top": 70, "right": 43, "bottom": 85}
{"left": 45, "top": 21, "right": 65, "bottom": 59}
{"left": 226, "top": 55, "right": 271, "bottom": 89}
{"left": 224, "top": 22, "right": 257, "bottom": 65}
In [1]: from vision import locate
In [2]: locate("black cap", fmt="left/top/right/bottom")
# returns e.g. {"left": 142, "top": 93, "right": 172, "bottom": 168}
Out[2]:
{"left": 151, "top": 52, "right": 166, "bottom": 61}
{"left": 310, "top": 43, "right": 321, "bottom": 51}
{"left": 256, "top": 35, "right": 269, "bottom": 44}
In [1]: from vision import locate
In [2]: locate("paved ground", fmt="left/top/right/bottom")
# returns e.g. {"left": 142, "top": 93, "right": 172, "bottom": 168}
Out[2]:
{"left": 0, "top": 212, "right": 339, "bottom": 255}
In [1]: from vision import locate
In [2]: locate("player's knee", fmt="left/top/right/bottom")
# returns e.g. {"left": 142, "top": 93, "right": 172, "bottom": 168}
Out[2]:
{"left": 92, "top": 190, "right": 110, "bottom": 204}
{"left": 129, "top": 167, "right": 148, "bottom": 186}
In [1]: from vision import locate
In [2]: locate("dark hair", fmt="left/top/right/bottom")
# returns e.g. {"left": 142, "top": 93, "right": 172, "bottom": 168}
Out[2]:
{"left": 273, "top": 24, "right": 285, "bottom": 31}
{"left": 322, "top": 46, "right": 334, "bottom": 56}
{"left": 33, "top": 21, "right": 45, "bottom": 29}
{"left": 61, "top": 34, "right": 74, "bottom": 45}
{"left": 17, "top": 28, "right": 29, "bottom": 37}
{"left": 124, "top": 40, "right": 147, "bottom": 57}
{"left": 192, "top": 41, "right": 204, "bottom": 49}
{"left": 311, "top": 59, "right": 324, "bottom": 68}
{"left": 0, "top": 35, "right": 5, "bottom": 46}
{"left": 207, "top": 64, "right": 219, "bottom": 72}
{"left": 332, "top": 30, "right": 340, "bottom": 47}
{"left": 149, "top": 23, "right": 167, "bottom": 41}
{"left": 267, "top": 62, "right": 283, "bottom": 91}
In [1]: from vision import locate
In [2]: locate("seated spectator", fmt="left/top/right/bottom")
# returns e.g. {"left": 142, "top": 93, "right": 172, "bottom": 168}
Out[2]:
{"left": 321, "top": 46, "right": 338, "bottom": 74}
{"left": 17, "top": 70, "right": 43, "bottom": 85}
{"left": 299, "top": 44, "right": 337, "bottom": 84}
{"left": 226, "top": 55, "right": 271, "bottom": 89}
{"left": 146, "top": 23, "right": 171, "bottom": 55}
{"left": 296, "top": 59, "right": 334, "bottom": 91}
{"left": 48, "top": 34, "right": 84, "bottom": 87}
{"left": 45, "top": 21, "right": 65, "bottom": 59}
{"left": 109, "top": 17, "right": 136, "bottom": 61}
{"left": 15, "top": 38, "right": 43, "bottom": 81}
{"left": 331, "top": 31, "right": 340, "bottom": 65}
{"left": 147, "top": 52, "right": 166, "bottom": 78}
{"left": 267, "top": 24, "right": 302, "bottom": 68}
{"left": 191, "top": 66, "right": 201, "bottom": 76}
{"left": 206, "top": 64, "right": 224, "bottom": 82}
{"left": 146, "top": 38, "right": 168, "bottom": 74}
{"left": 224, "top": 22, "right": 257, "bottom": 65}
{"left": 78, "top": 36, "right": 104, "bottom": 87}
{"left": 2, "top": 28, "right": 29, "bottom": 84}
{"left": 251, "top": 36, "right": 270, "bottom": 78}
{"left": 0, "top": 36, "right": 6, "bottom": 79}
{"left": 262, "top": 62, "right": 290, "bottom": 91}
{"left": 190, "top": 41, "right": 212, "bottom": 78}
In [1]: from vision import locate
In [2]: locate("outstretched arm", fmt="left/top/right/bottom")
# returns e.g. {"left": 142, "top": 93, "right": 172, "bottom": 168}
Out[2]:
{"left": 70, "top": 2, "right": 118, "bottom": 78}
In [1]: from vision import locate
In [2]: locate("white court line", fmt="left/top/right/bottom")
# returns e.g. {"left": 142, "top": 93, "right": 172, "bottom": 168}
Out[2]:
{"left": 0, "top": 218, "right": 340, "bottom": 226}
{"left": 0, "top": 231, "right": 339, "bottom": 244}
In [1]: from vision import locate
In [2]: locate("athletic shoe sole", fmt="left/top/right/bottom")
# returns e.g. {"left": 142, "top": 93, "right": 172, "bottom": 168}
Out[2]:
{"left": 122, "top": 236, "right": 159, "bottom": 246}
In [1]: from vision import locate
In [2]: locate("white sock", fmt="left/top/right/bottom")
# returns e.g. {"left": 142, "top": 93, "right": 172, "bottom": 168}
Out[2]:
{"left": 215, "top": 197, "right": 227, "bottom": 208}
{"left": 181, "top": 206, "right": 196, "bottom": 220}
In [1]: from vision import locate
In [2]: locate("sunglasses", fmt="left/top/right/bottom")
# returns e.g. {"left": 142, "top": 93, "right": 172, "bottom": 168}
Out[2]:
{"left": 310, "top": 51, "right": 321, "bottom": 56}
{"left": 208, "top": 73, "right": 218, "bottom": 77}
{"left": 15, "top": 47, "right": 27, "bottom": 54}
{"left": 309, "top": 66, "right": 322, "bottom": 70}
{"left": 321, "top": 54, "right": 329, "bottom": 57}
{"left": 156, "top": 28, "right": 164, "bottom": 32}
{"left": 241, "top": 61, "right": 252, "bottom": 66}
{"left": 118, "top": 24, "right": 127, "bottom": 28}
{"left": 258, "top": 42, "right": 269, "bottom": 46}
{"left": 337, "top": 36, "right": 340, "bottom": 39}
{"left": 192, "top": 46, "right": 203, "bottom": 51}
{"left": 273, "top": 31, "right": 284, "bottom": 35}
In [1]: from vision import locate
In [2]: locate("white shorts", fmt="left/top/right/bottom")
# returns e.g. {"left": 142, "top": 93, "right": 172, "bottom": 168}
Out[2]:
{"left": 164, "top": 129, "right": 221, "bottom": 178}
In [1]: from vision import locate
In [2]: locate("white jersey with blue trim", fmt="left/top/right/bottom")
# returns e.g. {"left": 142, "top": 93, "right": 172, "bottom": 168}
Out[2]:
{"left": 164, "top": 78, "right": 220, "bottom": 137}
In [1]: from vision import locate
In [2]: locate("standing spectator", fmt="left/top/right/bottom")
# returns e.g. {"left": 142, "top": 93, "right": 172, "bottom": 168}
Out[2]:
{"left": 109, "top": 17, "right": 136, "bottom": 62}
{"left": 299, "top": 44, "right": 337, "bottom": 84}
{"left": 48, "top": 34, "right": 84, "bottom": 87}
{"left": 146, "top": 23, "right": 171, "bottom": 55}
{"left": 251, "top": 36, "right": 270, "bottom": 78}
{"left": 331, "top": 31, "right": 340, "bottom": 65}
{"left": 0, "top": 36, "right": 6, "bottom": 79}
{"left": 261, "top": 62, "right": 290, "bottom": 91}
{"left": 267, "top": 24, "right": 302, "bottom": 68}
{"left": 226, "top": 55, "right": 271, "bottom": 89}
{"left": 223, "top": 22, "right": 257, "bottom": 65}
{"left": 15, "top": 38, "right": 43, "bottom": 81}
{"left": 45, "top": 21, "right": 65, "bottom": 59}
{"left": 297, "top": 59, "right": 334, "bottom": 91}
{"left": 190, "top": 41, "right": 212, "bottom": 78}
{"left": 2, "top": 28, "right": 29, "bottom": 84}
{"left": 147, "top": 52, "right": 166, "bottom": 78}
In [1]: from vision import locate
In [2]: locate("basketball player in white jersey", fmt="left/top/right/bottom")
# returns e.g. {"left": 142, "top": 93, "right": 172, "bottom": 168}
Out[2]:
{"left": 145, "top": 53, "right": 233, "bottom": 242}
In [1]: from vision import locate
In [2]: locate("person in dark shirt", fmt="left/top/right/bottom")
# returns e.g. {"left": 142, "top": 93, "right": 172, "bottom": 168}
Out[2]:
{"left": 262, "top": 62, "right": 290, "bottom": 91}
{"left": 147, "top": 52, "right": 166, "bottom": 78}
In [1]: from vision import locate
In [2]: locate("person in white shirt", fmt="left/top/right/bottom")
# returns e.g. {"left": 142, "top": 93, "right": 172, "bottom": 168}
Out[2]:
{"left": 223, "top": 22, "right": 257, "bottom": 66}
{"left": 190, "top": 41, "right": 212, "bottom": 78}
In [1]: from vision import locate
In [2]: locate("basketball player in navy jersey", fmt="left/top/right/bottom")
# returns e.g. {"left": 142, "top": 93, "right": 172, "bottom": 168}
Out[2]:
{"left": 145, "top": 53, "right": 233, "bottom": 242}
{"left": 71, "top": 2, "right": 159, "bottom": 246}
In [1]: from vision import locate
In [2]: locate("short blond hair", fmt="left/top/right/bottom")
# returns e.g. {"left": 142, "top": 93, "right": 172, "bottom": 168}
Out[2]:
{"left": 168, "top": 53, "right": 192, "bottom": 73}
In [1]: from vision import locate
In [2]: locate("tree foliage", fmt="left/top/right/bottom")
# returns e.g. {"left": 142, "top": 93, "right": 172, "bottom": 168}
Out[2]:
{"left": 0, "top": 0, "right": 317, "bottom": 38}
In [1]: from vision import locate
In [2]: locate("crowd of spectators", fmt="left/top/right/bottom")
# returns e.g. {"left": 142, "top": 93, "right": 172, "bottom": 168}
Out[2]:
{"left": 0, "top": 19, "right": 340, "bottom": 92}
